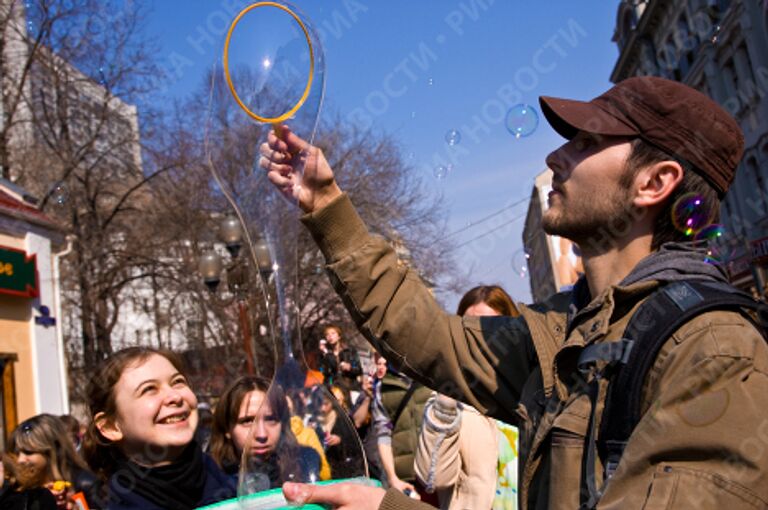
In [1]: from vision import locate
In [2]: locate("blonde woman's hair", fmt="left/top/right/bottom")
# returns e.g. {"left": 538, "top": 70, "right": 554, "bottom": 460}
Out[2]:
{"left": 8, "top": 413, "right": 87, "bottom": 487}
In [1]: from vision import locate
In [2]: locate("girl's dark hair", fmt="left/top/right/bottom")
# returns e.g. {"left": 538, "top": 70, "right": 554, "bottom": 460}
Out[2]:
{"left": 81, "top": 347, "right": 189, "bottom": 480}
{"left": 209, "top": 376, "right": 302, "bottom": 482}
{"left": 8, "top": 413, "right": 89, "bottom": 488}
{"left": 622, "top": 137, "right": 720, "bottom": 250}
{"left": 456, "top": 285, "right": 519, "bottom": 316}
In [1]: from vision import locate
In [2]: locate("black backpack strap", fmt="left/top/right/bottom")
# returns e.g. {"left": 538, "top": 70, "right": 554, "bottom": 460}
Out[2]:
{"left": 578, "top": 280, "right": 766, "bottom": 509}
{"left": 578, "top": 339, "right": 635, "bottom": 509}
{"left": 391, "top": 381, "right": 417, "bottom": 428}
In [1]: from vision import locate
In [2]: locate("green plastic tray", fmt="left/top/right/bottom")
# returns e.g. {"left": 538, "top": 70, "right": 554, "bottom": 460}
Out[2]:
{"left": 197, "top": 477, "right": 382, "bottom": 510}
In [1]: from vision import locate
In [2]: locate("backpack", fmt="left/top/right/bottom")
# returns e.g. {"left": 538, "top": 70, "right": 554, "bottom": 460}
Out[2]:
{"left": 575, "top": 280, "right": 768, "bottom": 509}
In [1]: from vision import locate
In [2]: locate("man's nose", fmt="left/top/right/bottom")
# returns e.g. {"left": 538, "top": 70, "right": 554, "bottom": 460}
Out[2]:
{"left": 546, "top": 145, "right": 568, "bottom": 175}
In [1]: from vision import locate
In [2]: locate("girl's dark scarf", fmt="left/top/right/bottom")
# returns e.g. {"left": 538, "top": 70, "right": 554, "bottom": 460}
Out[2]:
{"left": 115, "top": 442, "right": 207, "bottom": 509}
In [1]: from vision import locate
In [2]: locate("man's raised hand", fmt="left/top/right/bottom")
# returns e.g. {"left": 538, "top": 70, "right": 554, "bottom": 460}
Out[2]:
{"left": 259, "top": 126, "right": 341, "bottom": 213}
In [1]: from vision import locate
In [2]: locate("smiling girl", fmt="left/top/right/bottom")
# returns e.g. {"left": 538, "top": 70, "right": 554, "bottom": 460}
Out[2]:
{"left": 82, "top": 347, "right": 235, "bottom": 509}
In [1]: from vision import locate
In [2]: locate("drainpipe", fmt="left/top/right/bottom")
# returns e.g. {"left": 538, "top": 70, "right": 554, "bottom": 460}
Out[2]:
{"left": 53, "top": 235, "right": 75, "bottom": 413}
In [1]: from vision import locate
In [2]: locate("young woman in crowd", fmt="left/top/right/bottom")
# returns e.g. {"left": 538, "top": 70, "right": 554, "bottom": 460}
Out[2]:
{"left": 318, "top": 324, "right": 362, "bottom": 393}
{"left": 6, "top": 413, "right": 103, "bottom": 509}
{"left": 0, "top": 453, "right": 57, "bottom": 510}
{"left": 314, "top": 387, "right": 362, "bottom": 480}
{"left": 82, "top": 346, "right": 235, "bottom": 509}
{"left": 209, "top": 376, "right": 321, "bottom": 489}
{"left": 415, "top": 285, "right": 520, "bottom": 510}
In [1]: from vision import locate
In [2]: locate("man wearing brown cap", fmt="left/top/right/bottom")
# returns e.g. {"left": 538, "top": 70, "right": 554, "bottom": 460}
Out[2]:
{"left": 261, "top": 76, "right": 768, "bottom": 509}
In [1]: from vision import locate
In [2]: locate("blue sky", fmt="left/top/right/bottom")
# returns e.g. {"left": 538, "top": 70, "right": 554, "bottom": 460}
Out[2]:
{"left": 144, "top": 1, "right": 621, "bottom": 307}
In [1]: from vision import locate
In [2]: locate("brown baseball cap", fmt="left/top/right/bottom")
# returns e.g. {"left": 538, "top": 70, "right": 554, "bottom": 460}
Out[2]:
{"left": 539, "top": 76, "right": 744, "bottom": 197}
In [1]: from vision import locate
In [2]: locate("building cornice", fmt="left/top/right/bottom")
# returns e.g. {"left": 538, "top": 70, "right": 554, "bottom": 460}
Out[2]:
{"left": 611, "top": 0, "right": 665, "bottom": 82}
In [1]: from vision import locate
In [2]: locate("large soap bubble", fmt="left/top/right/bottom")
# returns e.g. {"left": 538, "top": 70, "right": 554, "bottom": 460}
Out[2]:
{"left": 199, "top": 2, "right": 371, "bottom": 508}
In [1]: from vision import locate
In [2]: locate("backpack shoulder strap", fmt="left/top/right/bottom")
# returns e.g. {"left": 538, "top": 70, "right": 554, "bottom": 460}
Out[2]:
{"left": 391, "top": 381, "right": 418, "bottom": 428}
{"left": 578, "top": 280, "right": 767, "bottom": 509}
{"left": 598, "top": 280, "right": 767, "bottom": 476}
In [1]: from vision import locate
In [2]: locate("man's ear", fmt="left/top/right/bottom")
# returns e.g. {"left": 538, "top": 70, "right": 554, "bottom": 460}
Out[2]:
{"left": 633, "top": 160, "right": 684, "bottom": 208}
{"left": 94, "top": 412, "right": 123, "bottom": 442}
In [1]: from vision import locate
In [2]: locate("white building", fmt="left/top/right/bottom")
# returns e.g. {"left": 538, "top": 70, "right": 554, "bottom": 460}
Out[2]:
{"left": 0, "top": 179, "right": 66, "bottom": 447}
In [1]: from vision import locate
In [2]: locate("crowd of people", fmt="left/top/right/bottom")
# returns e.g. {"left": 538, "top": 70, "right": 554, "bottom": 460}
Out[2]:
{"left": 6, "top": 75, "right": 767, "bottom": 510}
{"left": 1, "top": 308, "right": 519, "bottom": 510}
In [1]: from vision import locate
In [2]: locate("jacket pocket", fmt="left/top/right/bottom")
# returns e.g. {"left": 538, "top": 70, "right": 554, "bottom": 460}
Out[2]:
{"left": 642, "top": 464, "right": 766, "bottom": 509}
{"left": 549, "top": 409, "right": 589, "bottom": 510}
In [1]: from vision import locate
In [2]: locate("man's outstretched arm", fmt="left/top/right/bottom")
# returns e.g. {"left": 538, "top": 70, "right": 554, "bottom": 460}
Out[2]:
{"left": 260, "top": 128, "right": 545, "bottom": 421}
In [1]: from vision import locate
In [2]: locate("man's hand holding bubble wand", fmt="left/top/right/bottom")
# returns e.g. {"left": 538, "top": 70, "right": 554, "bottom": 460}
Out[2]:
{"left": 198, "top": 2, "right": 382, "bottom": 509}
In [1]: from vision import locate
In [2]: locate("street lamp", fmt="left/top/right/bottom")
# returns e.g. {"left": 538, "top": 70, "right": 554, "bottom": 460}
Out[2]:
{"left": 198, "top": 251, "right": 223, "bottom": 291}
{"left": 220, "top": 214, "right": 243, "bottom": 258}
{"left": 253, "top": 235, "right": 273, "bottom": 277}
{"left": 198, "top": 214, "right": 261, "bottom": 375}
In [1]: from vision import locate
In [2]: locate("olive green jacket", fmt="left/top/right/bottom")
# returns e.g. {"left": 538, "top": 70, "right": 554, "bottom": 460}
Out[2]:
{"left": 377, "top": 373, "right": 433, "bottom": 483}
{"left": 303, "top": 194, "right": 768, "bottom": 510}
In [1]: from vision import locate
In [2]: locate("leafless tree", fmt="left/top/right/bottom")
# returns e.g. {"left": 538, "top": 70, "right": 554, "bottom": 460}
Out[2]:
{"left": 1, "top": 0, "right": 171, "bottom": 376}
{"left": 149, "top": 72, "right": 466, "bottom": 383}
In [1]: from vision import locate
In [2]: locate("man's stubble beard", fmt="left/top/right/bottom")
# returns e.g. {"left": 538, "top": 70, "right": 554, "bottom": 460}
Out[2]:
{"left": 542, "top": 187, "right": 635, "bottom": 249}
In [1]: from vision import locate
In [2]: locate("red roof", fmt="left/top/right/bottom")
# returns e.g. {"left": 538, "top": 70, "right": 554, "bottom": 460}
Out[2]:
{"left": 0, "top": 188, "right": 62, "bottom": 231}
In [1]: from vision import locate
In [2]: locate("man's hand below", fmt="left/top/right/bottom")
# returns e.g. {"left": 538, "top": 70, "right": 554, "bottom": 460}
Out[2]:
{"left": 283, "top": 481, "right": 386, "bottom": 510}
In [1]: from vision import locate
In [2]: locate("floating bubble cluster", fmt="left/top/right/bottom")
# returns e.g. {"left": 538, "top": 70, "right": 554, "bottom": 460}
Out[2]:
{"left": 505, "top": 104, "right": 539, "bottom": 139}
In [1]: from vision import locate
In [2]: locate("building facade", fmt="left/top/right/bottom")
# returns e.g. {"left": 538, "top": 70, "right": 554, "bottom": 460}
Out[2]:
{"left": 612, "top": 0, "right": 768, "bottom": 292}
{"left": 0, "top": 0, "right": 166, "bottom": 424}
{"left": 0, "top": 179, "right": 66, "bottom": 448}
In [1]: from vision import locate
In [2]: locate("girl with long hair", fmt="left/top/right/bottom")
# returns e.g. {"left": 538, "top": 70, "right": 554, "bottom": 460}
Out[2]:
{"left": 81, "top": 346, "right": 235, "bottom": 509}
{"left": 209, "top": 376, "right": 321, "bottom": 489}
{"left": 6, "top": 413, "right": 100, "bottom": 508}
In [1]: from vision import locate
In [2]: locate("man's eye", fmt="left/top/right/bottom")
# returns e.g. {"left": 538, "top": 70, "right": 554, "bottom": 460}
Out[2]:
{"left": 575, "top": 138, "right": 593, "bottom": 151}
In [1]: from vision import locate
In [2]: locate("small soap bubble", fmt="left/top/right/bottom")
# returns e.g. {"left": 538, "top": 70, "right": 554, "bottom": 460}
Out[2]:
{"left": 710, "top": 25, "right": 721, "bottom": 45}
{"left": 511, "top": 249, "right": 530, "bottom": 278}
{"left": 505, "top": 104, "right": 539, "bottom": 139}
{"left": 694, "top": 224, "right": 731, "bottom": 264}
{"left": 433, "top": 165, "right": 450, "bottom": 180}
{"left": 427, "top": 78, "right": 434, "bottom": 86}
{"left": 52, "top": 182, "right": 68, "bottom": 206}
{"left": 445, "top": 129, "right": 461, "bottom": 146}
{"left": 672, "top": 193, "right": 714, "bottom": 236}
{"left": 410, "top": 111, "right": 417, "bottom": 120}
